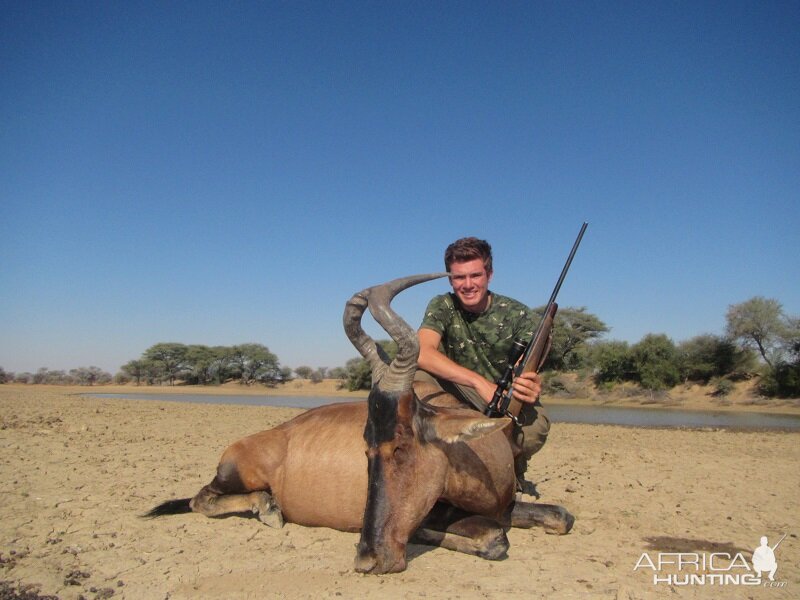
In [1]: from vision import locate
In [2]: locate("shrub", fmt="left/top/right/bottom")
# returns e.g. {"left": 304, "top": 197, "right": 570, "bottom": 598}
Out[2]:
{"left": 711, "top": 377, "right": 734, "bottom": 397}
{"left": 589, "top": 341, "right": 634, "bottom": 384}
{"left": 631, "top": 334, "right": 681, "bottom": 390}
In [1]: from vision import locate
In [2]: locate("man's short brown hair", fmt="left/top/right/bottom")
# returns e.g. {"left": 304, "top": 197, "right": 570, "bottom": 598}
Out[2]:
{"left": 444, "top": 237, "right": 493, "bottom": 274}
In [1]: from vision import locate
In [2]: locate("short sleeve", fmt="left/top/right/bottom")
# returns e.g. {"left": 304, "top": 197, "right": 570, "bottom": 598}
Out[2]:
{"left": 420, "top": 294, "right": 452, "bottom": 335}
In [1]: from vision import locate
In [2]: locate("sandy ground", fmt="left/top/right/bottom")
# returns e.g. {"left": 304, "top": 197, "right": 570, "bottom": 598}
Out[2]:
{"left": 0, "top": 385, "right": 797, "bottom": 599}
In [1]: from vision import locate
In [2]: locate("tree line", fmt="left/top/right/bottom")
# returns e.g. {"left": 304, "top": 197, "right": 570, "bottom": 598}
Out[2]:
{"left": 120, "top": 343, "right": 289, "bottom": 386}
{"left": 2, "top": 296, "right": 798, "bottom": 397}
{"left": 558, "top": 296, "right": 799, "bottom": 397}
{"left": 1, "top": 365, "right": 114, "bottom": 386}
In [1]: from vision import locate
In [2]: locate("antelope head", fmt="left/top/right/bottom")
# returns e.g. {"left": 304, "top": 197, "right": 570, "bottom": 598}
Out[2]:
{"left": 343, "top": 274, "right": 509, "bottom": 574}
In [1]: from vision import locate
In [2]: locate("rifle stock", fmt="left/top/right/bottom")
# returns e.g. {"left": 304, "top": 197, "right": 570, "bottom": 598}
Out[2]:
{"left": 522, "top": 303, "right": 558, "bottom": 374}
{"left": 502, "top": 302, "right": 557, "bottom": 418}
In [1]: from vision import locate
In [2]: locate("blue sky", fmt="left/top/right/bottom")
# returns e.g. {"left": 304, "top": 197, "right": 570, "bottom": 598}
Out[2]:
{"left": 2, "top": 1, "right": 798, "bottom": 375}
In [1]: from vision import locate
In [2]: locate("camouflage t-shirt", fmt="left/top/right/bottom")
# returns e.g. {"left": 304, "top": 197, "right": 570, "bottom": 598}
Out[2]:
{"left": 420, "top": 292, "right": 537, "bottom": 382}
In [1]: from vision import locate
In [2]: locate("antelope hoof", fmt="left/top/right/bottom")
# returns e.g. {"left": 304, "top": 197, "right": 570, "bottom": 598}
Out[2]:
{"left": 254, "top": 492, "right": 284, "bottom": 528}
{"left": 259, "top": 501, "right": 284, "bottom": 528}
{"left": 545, "top": 508, "right": 575, "bottom": 535}
{"left": 477, "top": 529, "right": 510, "bottom": 560}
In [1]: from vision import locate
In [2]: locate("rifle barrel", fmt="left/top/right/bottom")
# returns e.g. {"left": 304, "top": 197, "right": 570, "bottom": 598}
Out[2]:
{"left": 519, "top": 221, "right": 588, "bottom": 369}
{"left": 546, "top": 222, "right": 588, "bottom": 308}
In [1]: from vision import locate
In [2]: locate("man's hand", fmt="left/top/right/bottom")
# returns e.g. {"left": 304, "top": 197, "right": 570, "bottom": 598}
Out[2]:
{"left": 474, "top": 377, "right": 499, "bottom": 405}
{"left": 511, "top": 371, "right": 542, "bottom": 404}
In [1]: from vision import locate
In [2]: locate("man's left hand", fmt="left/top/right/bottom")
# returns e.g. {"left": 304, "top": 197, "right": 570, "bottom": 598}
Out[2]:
{"left": 511, "top": 371, "right": 542, "bottom": 404}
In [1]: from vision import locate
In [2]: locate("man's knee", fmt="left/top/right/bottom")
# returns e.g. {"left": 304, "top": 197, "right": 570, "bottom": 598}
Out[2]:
{"left": 520, "top": 408, "right": 550, "bottom": 459}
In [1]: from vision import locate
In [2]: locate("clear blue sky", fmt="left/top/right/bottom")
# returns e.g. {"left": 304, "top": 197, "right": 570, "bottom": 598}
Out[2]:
{"left": 2, "top": 1, "right": 798, "bottom": 375}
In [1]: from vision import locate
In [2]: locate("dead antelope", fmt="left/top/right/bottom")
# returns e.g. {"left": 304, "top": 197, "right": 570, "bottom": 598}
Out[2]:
{"left": 146, "top": 273, "right": 574, "bottom": 573}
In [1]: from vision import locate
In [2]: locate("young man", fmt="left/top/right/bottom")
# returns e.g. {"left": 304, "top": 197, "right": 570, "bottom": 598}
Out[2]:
{"left": 416, "top": 237, "right": 550, "bottom": 491}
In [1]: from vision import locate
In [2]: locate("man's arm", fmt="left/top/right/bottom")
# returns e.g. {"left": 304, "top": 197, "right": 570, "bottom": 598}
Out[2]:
{"left": 417, "top": 328, "right": 498, "bottom": 403}
{"left": 418, "top": 328, "right": 542, "bottom": 405}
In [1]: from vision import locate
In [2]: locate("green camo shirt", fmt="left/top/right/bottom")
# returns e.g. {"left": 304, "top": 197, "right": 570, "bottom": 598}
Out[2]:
{"left": 420, "top": 292, "right": 537, "bottom": 382}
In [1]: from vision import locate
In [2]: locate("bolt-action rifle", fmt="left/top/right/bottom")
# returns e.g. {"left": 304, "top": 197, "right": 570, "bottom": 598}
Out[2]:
{"left": 485, "top": 222, "right": 588, "bottom": 422}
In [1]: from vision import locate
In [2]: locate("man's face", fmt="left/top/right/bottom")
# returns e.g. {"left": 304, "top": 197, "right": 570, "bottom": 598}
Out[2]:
{"left": 448, "top": 258, "right": 492, "bottom": 313}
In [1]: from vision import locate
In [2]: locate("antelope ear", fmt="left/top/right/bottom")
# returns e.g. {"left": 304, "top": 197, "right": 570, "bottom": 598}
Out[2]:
{"left": 420, "top": 407, "right": 511, "bottom": 444}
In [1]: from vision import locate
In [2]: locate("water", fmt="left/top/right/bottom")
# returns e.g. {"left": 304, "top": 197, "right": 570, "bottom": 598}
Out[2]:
{"left": 86, "top": 393, "right": 355, "bottom": 410}
{"left": 545, "top": 403, "right": 800, "bottom": 430}
{"left": 86, "top": 393, "right": 800, "bottom": 430}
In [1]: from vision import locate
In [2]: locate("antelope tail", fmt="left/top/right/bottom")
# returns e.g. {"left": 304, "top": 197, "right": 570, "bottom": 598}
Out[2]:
{"left": 142, "top": 498, "right": 192, "bottom": 518}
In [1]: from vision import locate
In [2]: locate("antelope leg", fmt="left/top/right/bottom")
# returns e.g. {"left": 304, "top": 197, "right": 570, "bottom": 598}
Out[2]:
{"left": 190, "top": 486, "right": 284, "bottom": 528}
{"left": 411, "top": 503, "right": 509, "bottom": 560}
{"left": 505, "top": 501, "right": 574, "bottom": 534}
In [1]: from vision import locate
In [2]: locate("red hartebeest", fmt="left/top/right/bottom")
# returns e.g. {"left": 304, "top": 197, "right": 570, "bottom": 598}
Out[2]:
{"left": 146, "top": 273, "right": 573, "bottom": 573}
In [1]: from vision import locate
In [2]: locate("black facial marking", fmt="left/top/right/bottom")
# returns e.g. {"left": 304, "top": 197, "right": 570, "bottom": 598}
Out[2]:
{"left": 358, "top": 453, "right": 389, "bottom": 554}
{"left": 363, "top": 389, "right": 400, "bottom": 446}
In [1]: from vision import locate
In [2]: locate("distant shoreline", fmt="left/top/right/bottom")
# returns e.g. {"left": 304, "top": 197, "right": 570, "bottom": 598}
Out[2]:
{"left": 4, "top": 379, "right": 800, "bottom": 416}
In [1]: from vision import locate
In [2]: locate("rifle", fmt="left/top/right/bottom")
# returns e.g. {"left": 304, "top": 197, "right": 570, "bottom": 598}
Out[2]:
{"left": 771, "top": 533, "right": 787, "bottom": 551}
{"left": 484, "top": 222, "right": 588, "bottom": 422}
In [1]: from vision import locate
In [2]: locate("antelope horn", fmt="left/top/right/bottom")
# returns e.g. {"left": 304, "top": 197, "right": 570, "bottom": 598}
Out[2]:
{"left": 343, "top": 290, "right": 387, "bottom": 382}
{"left": 343, "top": 273, "right": 449, "bottom": 392}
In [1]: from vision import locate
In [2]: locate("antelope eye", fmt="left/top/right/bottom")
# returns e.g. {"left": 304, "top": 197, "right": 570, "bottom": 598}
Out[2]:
{"left": 392, "top": 445, "right": 408, "bottom": 463}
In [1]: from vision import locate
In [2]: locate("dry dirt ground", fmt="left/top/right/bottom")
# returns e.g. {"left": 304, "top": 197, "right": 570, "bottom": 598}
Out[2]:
{"left": 0, "top": 385, "right": 797, "bottom": 599}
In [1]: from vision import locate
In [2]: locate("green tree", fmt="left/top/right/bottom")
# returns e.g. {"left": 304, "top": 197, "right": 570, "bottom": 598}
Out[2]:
{"left": 631, "top": 334, "right": 681, "bottom": 390}
{"left": 344, "top": 356, "right": 372, "bottom": 391}
{"left": 143, "top": 343, "right": 189, "bottom": 385}
{"left": 589, "top": 340, "right": 634, "bottom": 384}
{"left": 70, "top": 366, "right": 111, "bottom": 386}
{"left": 343, "top": 340, "right": 397, "bottom": 391}
{"left": 759, "top": 324, "right": 800, "bottom": 397}
{"left": 294, "top": 366, "right": 314, "bottom": 379}
{"left": 328, "top": 367, "right": 347, "bottom": 380}
{"left": 678, "top": 334, "right": 755, "bottom": 383}
{"left": 228, "top": 343, "right": 281, "bottom": 385}
{"left": 537, "top": 306, "right": 609, "bottom": 370}
{"left": 207, "top": 346, "right": 233, "bottom": 384}
{"left": 184, "top": 345, "right": 220, "bottom": 385}
{"left": 121, "top": 359, "right": 150, "bottom": 385}
{"left": 725, "top": 297, "right": 787, "bottom": 368}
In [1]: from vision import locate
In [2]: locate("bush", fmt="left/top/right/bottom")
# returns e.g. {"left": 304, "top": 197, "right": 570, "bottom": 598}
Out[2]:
{"left": 759, "top": 362, "right": 800, "bottom": 398}
{"left": 711, "top": 377, "right": 734, "bottom": 398}
{"left": 679, "top": 334, "right": 757, "bottom": 383}
{"left": 631, "top": 334, "right": 681, "bottom": 391}
{"left": 343, "top": 340, "right": 397, "bottom": 391}
{"left": 589, "top": 341, "right": 634, "bottom": 384}
{"left": 344, "top": 357, "right": 372, "bottom": 391}
{"left": 541, "top": 373, "right": 569, "bottom": 395}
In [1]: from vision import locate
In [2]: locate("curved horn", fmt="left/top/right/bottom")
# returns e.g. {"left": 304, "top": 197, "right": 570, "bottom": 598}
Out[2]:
{"left": 343, "top": 273, "right": 449, "bottom": 392}
{"left": 343, "top": 289, "right": 388, "bottom": 381}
